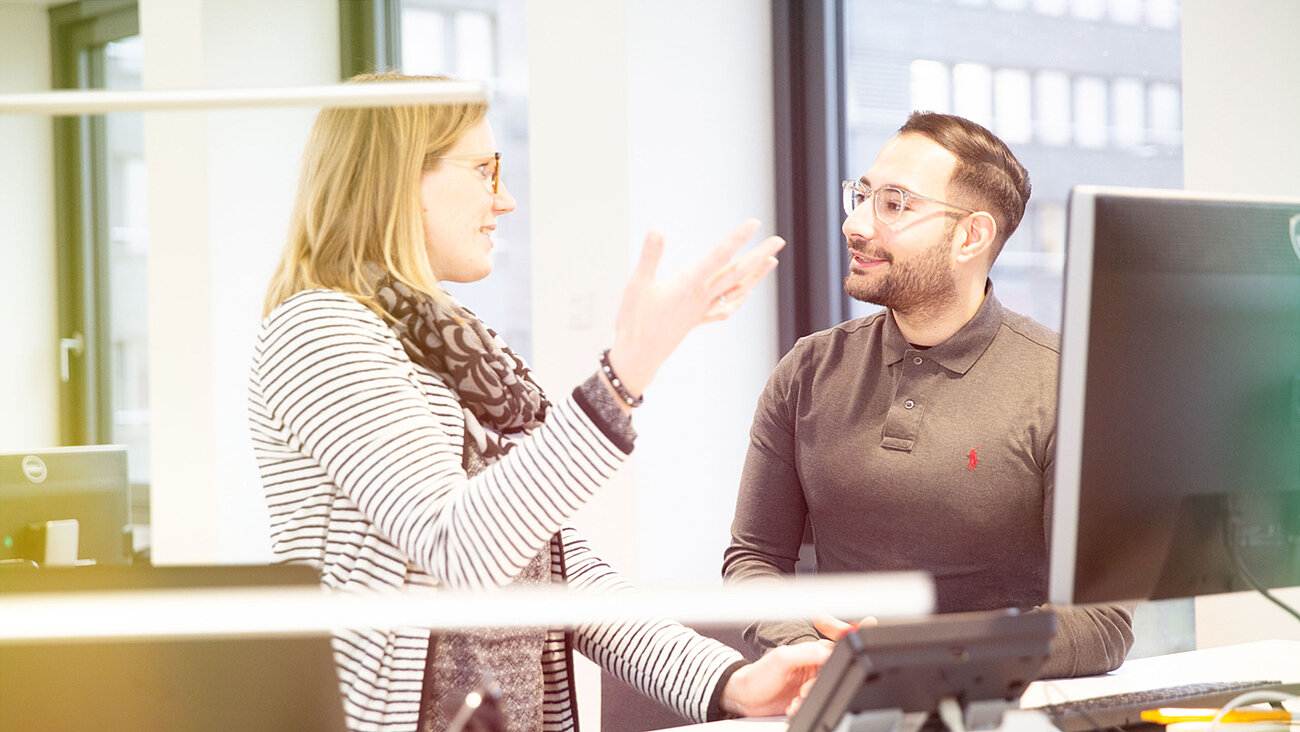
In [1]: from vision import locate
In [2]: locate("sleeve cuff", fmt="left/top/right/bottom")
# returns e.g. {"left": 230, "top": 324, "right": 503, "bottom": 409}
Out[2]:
{"left": 572, "top": 372, "right": 636, "bottom": 454}
{"left": 706, "top": 659, "right": 750, "bottom": 722}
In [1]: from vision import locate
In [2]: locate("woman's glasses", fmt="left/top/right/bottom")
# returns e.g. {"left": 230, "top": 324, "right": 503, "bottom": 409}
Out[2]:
{"left": 440, "top": 151, "right": 501, "bottom": 194}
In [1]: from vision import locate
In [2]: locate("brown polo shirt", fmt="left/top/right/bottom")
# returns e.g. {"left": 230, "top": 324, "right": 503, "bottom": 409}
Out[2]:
{"left": 724, "top": 282, "right": 1133, "bottom": 677}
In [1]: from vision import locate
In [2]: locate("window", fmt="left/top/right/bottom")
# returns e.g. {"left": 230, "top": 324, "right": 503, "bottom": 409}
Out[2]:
{"left": 340, "top": 0, "right": 532, "bottom": 358}
{"left": 50, "top": 1, "right": 149, "bottom": 521}
{"left": 1035, "top": 70, "right": 1073, "bottom": 146}
{"left": 993, "top": 69, "right": 1033, "bottom": 145}
{"left": 1111, "top": 77, "right": 1146, "bottom": 149}
{"left": 1073, "top": 75, "right": 1108, "bottom": 149}
{"left": 952, "top": 63, "right": 993, "bottom": 128}
{"left": 910, "top": 60, "right": 950, "bottom": 113}
{"left": 1148, "top": 81, "right": 1182, "bottom": 147}
{"left": 836, "top": 0, "right": 1183, "bottom": 329}
{"left": 772, "top": 0, "right": 1190, "bottom": 658}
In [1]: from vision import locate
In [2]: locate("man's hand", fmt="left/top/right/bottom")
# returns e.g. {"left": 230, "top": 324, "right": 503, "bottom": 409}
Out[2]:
{"left": 719, "top": 640, "right": 834, "bottom": 718}
{"left": 811, "top": 614, "right": 877, "bottom": 640}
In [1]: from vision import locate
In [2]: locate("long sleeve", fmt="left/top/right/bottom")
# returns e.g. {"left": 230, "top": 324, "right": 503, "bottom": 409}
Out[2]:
{"left": 1037, "top": 603, "right": 1135, "bottom": 678}
{"left": 722, "top": 350, "right": 822, "bottom": 653}
{"left": 561, "top": 528, "right": 744, "bottom": 722}
{"left": 1039, "top": 437, "right": 1134, "bottom": 677}
{"left": 250, "top": 292, "right": 630, "bottom": 592}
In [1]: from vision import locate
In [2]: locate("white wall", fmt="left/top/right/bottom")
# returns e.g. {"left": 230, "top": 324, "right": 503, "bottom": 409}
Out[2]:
{"left": 527, "top": 0, "right": 780, "bottom": 588}
{"left": 1180, "top": 0, "right": 1300, "bottom": 648}
{"left": 0, "top": 2, "right": 59, "bottom": 451}
{"left": 625, "top": 3, "right": 780, "bottom": 588}
{"left": 139, "top": 0, "right": 336, "bottom": 564}
{"left": 1182, "top": 0, "right": 1300, "bottom": 199}
{"left": 527, "top": 2, "right": 779, "bottom": 725}
{"left": 527, "top": 1, "right": 638, "bottom": 585}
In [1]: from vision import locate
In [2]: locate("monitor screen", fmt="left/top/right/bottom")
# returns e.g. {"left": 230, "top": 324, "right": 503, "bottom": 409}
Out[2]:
{"left": 1049, "top": 186, "right": 1300, "bottom": 605}
{"left": 0, "top": 445, "right": 132, "bottom": 567}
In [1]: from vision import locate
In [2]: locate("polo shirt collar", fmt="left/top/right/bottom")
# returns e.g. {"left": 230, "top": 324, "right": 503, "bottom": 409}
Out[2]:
{"left": 882, "top": 280, "right": 1002, "bottom": 375}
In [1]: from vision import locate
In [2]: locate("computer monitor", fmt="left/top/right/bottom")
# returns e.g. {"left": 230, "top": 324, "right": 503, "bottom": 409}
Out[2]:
{"left": 0, "top": 564, "right": 347, "bottom": 731}
{"left": 1049, "top": 186, "right": 1300, "bottom": 606}
{"left": 0, "top": 445, "right": 133, "bottom": 567}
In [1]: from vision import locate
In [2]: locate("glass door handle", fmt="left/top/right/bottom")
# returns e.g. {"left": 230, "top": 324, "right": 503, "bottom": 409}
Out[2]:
{"left": 60, "top": 332, "right": 84, "bottom": 383}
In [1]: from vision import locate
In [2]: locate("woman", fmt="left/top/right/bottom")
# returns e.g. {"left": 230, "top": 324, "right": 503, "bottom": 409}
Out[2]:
{"left": 249, "top": 73, "right": 829, "bottom": 732}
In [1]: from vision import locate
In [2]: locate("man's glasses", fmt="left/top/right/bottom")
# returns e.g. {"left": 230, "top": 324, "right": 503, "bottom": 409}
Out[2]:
{"left": 841, "top": 179, "right": 975, "bottom": 225}
{"left": 440, "top": 151, "right": 501, "bottom": 194}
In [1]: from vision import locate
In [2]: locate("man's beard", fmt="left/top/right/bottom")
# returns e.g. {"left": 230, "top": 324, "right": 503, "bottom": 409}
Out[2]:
{"left": 843, "top": 220, "right": 959, "bottom": 318}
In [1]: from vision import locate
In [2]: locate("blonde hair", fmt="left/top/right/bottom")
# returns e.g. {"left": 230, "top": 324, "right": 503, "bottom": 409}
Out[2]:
{"left": 263, "top": 72, "right": 489, "bottom": 319}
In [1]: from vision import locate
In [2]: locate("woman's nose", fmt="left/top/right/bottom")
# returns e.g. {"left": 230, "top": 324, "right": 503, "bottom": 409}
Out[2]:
{"left": 494, "top": 180, "right": 517, "bottom": 214}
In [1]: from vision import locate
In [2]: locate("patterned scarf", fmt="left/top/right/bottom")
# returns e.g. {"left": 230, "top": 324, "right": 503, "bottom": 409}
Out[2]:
{"left": 372, "top": 274, "right": 551, "bottom": 464}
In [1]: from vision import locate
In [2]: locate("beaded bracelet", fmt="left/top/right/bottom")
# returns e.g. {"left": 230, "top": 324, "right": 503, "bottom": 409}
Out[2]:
{"left": 598, "top": 349, "right": 644, "bottom": 408}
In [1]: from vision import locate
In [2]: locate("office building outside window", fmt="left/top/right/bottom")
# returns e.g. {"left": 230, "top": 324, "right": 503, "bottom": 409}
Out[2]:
{"left": 396, "top": 0, "right": 533, "bottom": 360}
{"left": 843, "top": 0, "right": 1183, "bottom": 329}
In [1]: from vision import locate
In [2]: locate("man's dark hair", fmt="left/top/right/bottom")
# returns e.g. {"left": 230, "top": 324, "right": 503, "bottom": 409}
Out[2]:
{"left": 898, "top": 111, "right": 1031, "bottom": 255}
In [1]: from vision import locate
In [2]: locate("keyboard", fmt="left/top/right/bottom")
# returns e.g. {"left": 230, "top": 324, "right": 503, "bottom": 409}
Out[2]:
{"left": 1034, "top": 679, "right": 1300, "bottom": 731}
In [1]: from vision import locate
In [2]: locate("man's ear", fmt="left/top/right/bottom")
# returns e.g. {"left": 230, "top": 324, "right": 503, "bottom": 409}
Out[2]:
{"left": 956, "top": 211, "right": 998, "bottom": 265}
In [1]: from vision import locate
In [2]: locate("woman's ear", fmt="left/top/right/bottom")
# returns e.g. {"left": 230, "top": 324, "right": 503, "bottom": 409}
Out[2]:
{"left": 956, "top": 211, "right": 998, "bottom": 265}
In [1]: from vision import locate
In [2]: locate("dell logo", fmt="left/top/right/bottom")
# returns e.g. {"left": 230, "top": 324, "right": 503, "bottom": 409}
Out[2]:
{"left": 21, "top": 455, "right": 47, "bottom": 483}
{"left": 1291, "top": 213, "right": 1300, "bottom": 262}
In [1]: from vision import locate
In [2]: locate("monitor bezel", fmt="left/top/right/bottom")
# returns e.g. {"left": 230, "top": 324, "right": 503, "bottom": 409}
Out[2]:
{"left": 1049, "top": 184, "right": 1300, "bottom": 606}
{"left": 0, "top": 444, "right": 133, "bottom": 567}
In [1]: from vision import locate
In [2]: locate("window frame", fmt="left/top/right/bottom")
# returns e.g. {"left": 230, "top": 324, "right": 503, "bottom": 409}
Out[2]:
{"left": 49, "top": 0, "right": 139, "bottom": 447}
{"left": 770, "top": 0, "right": 849, "bottom": 353}
{"left": 339, "top": 0, "right": 402, "bottom": 78}
{"left": 780, "top": 0, "right": 1194, "bottom": 658}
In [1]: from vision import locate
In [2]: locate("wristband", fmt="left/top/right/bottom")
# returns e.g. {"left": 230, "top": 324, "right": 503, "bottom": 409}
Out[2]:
{"left": 598, "top": 349, "right": 644, "bottom": 408}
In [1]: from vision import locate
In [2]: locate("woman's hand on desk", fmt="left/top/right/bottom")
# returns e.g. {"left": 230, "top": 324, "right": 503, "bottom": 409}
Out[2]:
{"left": 779, "top": 617, "right": 879, "bottom": 717}
{"left": 719, "top": 639, "right": 833, "bottom": 718}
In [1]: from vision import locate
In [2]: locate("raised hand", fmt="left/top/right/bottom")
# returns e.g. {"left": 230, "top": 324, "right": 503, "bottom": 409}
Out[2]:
{"left": 606, "top": 219, "right": 785, "bottom": 400}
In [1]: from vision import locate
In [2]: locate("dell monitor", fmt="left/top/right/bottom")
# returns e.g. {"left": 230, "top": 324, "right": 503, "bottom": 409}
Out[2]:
{"left": 0, "top": 445, "right": 133, "bottom": 567}
{"left": 1050, "top": 186, "right": 1300, "bottom": 606}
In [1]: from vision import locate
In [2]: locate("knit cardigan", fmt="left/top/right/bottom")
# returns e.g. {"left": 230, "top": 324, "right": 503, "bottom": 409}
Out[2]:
{"left": 248, "top": 290, "right": 742, "bottom": 731}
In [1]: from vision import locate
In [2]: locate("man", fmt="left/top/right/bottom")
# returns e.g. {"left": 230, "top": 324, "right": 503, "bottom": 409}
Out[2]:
{"left": 722, "top": 112, "right": 1133, "bottom": 677}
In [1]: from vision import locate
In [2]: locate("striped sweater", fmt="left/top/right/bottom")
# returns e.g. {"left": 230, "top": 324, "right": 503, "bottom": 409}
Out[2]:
{"left": 248, "top": 290, "right": 742, "bottom": 731}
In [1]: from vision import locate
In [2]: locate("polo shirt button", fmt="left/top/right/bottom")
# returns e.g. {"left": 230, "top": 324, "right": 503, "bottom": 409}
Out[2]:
{"left": 904, "top": 399, "right": 915, "bottom": 409}
{"left": 912, "top": 356, "right": 923, "bottom": 365}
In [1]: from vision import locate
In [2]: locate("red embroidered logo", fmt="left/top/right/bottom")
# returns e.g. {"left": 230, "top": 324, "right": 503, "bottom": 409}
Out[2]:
{"left": 967, "top": 447, "right": 979, "bottom": 470}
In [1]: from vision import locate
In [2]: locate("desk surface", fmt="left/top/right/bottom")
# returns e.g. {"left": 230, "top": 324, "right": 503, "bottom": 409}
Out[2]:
{"left": 658, "top": 640, "right": 1300, "bottom": 731}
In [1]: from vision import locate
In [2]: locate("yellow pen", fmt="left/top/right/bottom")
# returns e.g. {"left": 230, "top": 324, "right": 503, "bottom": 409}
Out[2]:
{"left": 1141, "top": 708, "right": 1294, "bottom": 725}
{"left": 1162, "top": 723, "right": 1292, "bottom": 732}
